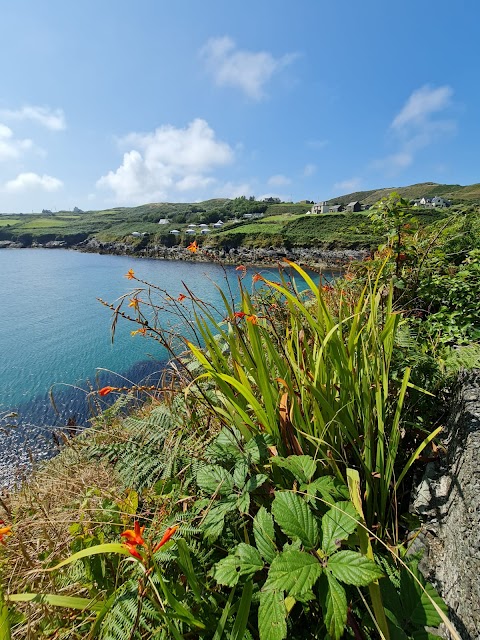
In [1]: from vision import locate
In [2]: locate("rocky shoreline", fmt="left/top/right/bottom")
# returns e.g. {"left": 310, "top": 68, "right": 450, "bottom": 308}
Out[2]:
{"left": 0, "top": 237, "right": 369, "bottom": 269}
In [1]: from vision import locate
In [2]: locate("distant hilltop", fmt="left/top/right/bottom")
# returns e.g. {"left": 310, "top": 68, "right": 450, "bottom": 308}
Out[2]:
{"left": 325, "top": 182, "right": 480, "bottom": 206}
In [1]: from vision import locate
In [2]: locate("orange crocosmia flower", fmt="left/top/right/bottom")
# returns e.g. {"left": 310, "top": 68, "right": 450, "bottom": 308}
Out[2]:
{"left": 124, "top": 541, "right": 142, "bottom": 560}
{"left": 235, "top": 264, "right": 246, "bottom": 271}
{"left": 233, "top": 311, "right": 246, "bottom": 319}
{"left": 128, "top": 297, "right": 140, "bottom": 310}
{"left": 187, "top": 241, "right": 198, "bottom": 253}
{"left": 153, "top": 525, "right": 179, "bottom": 552}
{"left": 121, "top": 521, "right": 146, "bottom": 546}
{"left": 246, "top": 314, "right": 258, "bottom": 325}
{"left": 99, "top": 386, "right": 116, "bottom": 397}
{"left": 177, "top": 293, "right": 187, "bottom": 302}
{"left": 0, "top": 523, "right": 12, "bottom": 544}
{"left": 252, "top": 273, "right": 263, "bottom": 283}
{"left": 125, "top": 269, "right": 135, "bottom": 280}
{"left": 131, "top": 327, "right": 147, "bottom": 336}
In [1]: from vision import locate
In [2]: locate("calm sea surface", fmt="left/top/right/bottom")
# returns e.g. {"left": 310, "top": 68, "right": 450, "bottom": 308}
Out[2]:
{"left": 0, "top": 249, "right": 329, "bottom": 485}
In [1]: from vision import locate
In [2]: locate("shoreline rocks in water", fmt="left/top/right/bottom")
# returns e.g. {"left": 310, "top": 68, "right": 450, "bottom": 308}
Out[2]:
{"left": 0, "top": 237, "right": 369, "bottom": 268}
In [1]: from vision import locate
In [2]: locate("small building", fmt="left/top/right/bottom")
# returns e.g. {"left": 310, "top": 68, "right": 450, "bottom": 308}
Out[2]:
{"left": 213, "top": 220, "right": 224, "bottom": 228}
{"left": 431, "top": 196, "right": 451, "bottom": 208}
{"left": 201, "top": 228, "right": 210, "bottom": 234}
{"left": 158, "top": 218, "right": 169, "bottom": 224}
{"left": 329, "top": 204, "right": 344, "bottom": 213}
{"left": 345, "top": 201, "right": 361, "bottom": 212}
{"left": 199, "top": 223, "right": 209, "bottom": 227}
{"left": 185, "top": 228, "right": 196, "bottom": 235}
{"left": 169, "top": 229, "right": 180, "bottom": 235}
{"left": 131, "top": 232, "right": 142, "bottom": 237}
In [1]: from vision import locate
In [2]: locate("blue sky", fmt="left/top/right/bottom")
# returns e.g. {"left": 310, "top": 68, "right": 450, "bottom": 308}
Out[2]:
{"left": 0, "top": 0, "right": 478, "bottom": 212}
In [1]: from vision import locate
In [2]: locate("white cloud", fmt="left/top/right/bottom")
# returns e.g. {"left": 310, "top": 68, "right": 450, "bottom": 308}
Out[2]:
{"left": 3, "top": 172, "right": 63, "bottom": 193}
{"left": 97, "top": 119, "right": 235, "bottom": 204}
{"left": 373, "top": 84, "right": 455, "bottom": 176}
{"left": 333, "top": 177, "right": 362, "bottom": 193}
{"left": 0, "top": 123, "right": 34, "bottom": 161}
{"left": 392, "top": 85, "right": 453, "bottom": 131}
{"left": 303, "top": 163, "right": 316, "bottom": 177}
{"left": 267, "top": 174, "right": 291, "bottom": 187}
{"left": 200, "top": 36, "right": 298, "bottom": 100}
{"left": 0, "top": 105, "right": 66, "bottom": 131}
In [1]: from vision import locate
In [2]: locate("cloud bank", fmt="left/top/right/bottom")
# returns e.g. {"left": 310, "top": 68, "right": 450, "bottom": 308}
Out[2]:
{"left": 3, "top": 172, "right": 63, "bottom": 192}
{"left": 97, "top": 119, "right": 236, "bottom": 203}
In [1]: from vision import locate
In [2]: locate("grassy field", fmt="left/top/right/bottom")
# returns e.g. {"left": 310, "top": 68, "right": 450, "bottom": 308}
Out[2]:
{"left": 0, "top": 186, "right": 476, "bottom": 250}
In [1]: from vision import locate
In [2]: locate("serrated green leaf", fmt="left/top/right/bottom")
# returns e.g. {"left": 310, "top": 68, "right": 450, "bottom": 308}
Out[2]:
{"left": 258, "top": 591, "right": 287, "bottom": 640}
{"left": 264, "top": 550, "right": 322, "bottom": 597}
{"left": 244, "top": 474, "right": 268, "bottom": 493}
{"left": 213, "top": 544, "right": 263, "bottom": 587}
{"left": 233, "top": 459, "right": 250, "bottom": 488}
{"left": 212, "top": 554, "right": 241, "bottom": 587}
{"left": 206, "top": 427, "right": 242, "bottom": 462}
{"left": 328, "top": 551, "right": 384, "bottom": 586}
{"left": 272, "top": 491, "right": 319, "bottom": 549}
{"left": 197, "top": 464, "right": 234, "bottom": 496}
{"left": 300, "top": 476, "right": 337, "bottom": 505}
{"left": 319, "top": 573, "right": 348, "bottom": 640}
{"left": 237, "top": 491, "right": 250, "bottom": 514}
{"left": 273, "top": 456, "right": 317, "bottom": 483}
{"left": 321, "top": 501, "right": 358, "bottom": 555}
{"left": 202, "top": 497, "right": 237, "bottom": 541}
{"left": 253, "top": 507, "right": 277, "bottom": 563}
{"left": 245, "top": 434, "right": 271, "bottom": 464}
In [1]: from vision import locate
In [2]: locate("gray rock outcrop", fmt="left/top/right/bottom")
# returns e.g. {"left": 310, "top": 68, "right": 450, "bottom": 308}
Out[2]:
{"left": 412, "top": 370, "right": 480, "bottom": 639}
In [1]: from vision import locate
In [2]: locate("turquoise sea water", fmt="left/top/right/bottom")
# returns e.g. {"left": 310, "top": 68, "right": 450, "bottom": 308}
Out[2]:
{"left": 0, "top": 249, "right": 330, "bottom": 485}
{"left": 0, "top": 249, "right": 265, "bottom": 483}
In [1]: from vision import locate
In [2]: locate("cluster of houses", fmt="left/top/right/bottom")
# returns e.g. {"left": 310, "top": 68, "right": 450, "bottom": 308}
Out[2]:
{"left": 308, "top": 195, "right": 451, "bottom": 215}
{"left": 412, "top": 196, "right": 451, "bottom": 208}
{"left": 166, "top": 220, "right": 225, "bottom": 236}
{"left": 308, "top": 201, "right": 367, "bottom": 214}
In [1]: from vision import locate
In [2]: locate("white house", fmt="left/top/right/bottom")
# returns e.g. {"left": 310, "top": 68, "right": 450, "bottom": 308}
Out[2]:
{"left": 201, "top": 228, "right": 210, "bottom": 234}
{"left": 185, "top": 228, "right": 196, "bottom": 234}
{"left": 213, "top": 220, "right": 224, "bottom": 228}
{"left": 158, "top": 218, "right": 169, "bottom": 224}
{"left": 169, "top": 229, "right": 180, "bottom": 235}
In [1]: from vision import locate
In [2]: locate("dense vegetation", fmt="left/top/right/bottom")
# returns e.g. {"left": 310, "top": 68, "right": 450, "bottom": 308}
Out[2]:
{"left": 1, "top": 194, "right": 479, "bottom": 639}
{"left": 1, "top": 183, "right": 479, "bottom": 253}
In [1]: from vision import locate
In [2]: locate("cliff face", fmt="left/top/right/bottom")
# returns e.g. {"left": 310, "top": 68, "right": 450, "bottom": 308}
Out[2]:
{"left": 412, "top": 370, "right": 480, "bottom": 639}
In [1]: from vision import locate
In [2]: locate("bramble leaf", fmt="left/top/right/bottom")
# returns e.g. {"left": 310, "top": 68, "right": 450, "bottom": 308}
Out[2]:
{"left": 321, "top": 501, "right": 358, "bottom": 555}
{"left": 244, "top": 474, "right": 268, "bottom": 493}
{"left": 328, "top": 551, "right": 384, "bottom": 585}
{"left": 319, "top": 573, "right": 348, "bottom": 640}
{"left": 202, "top": 496, "right": 237, "bottom": 541}
{"left": 253, "top": 507, "right": 277, "bottom": 563}
{"left": 264, "top": 550, "right": 322, "bottom": 597}
{"left": 272, "top": 491, "right": 319, "bottom": 549}
{"left": 273, "top": 456, "right": 317, "bottom": 483}
{"left": 213, "top": 544, "right": 263, "bottom": 587}
{"left": 258, "top": 591, "right": 287, "bottom": 640}
{"left": 197, "top": 464, "right": 234, "bottom": 496}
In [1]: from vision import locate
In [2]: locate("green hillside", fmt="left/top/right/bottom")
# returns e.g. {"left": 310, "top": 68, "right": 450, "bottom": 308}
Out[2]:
{"left": 327, "top": 182, "right": 480, "bottom": 206}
